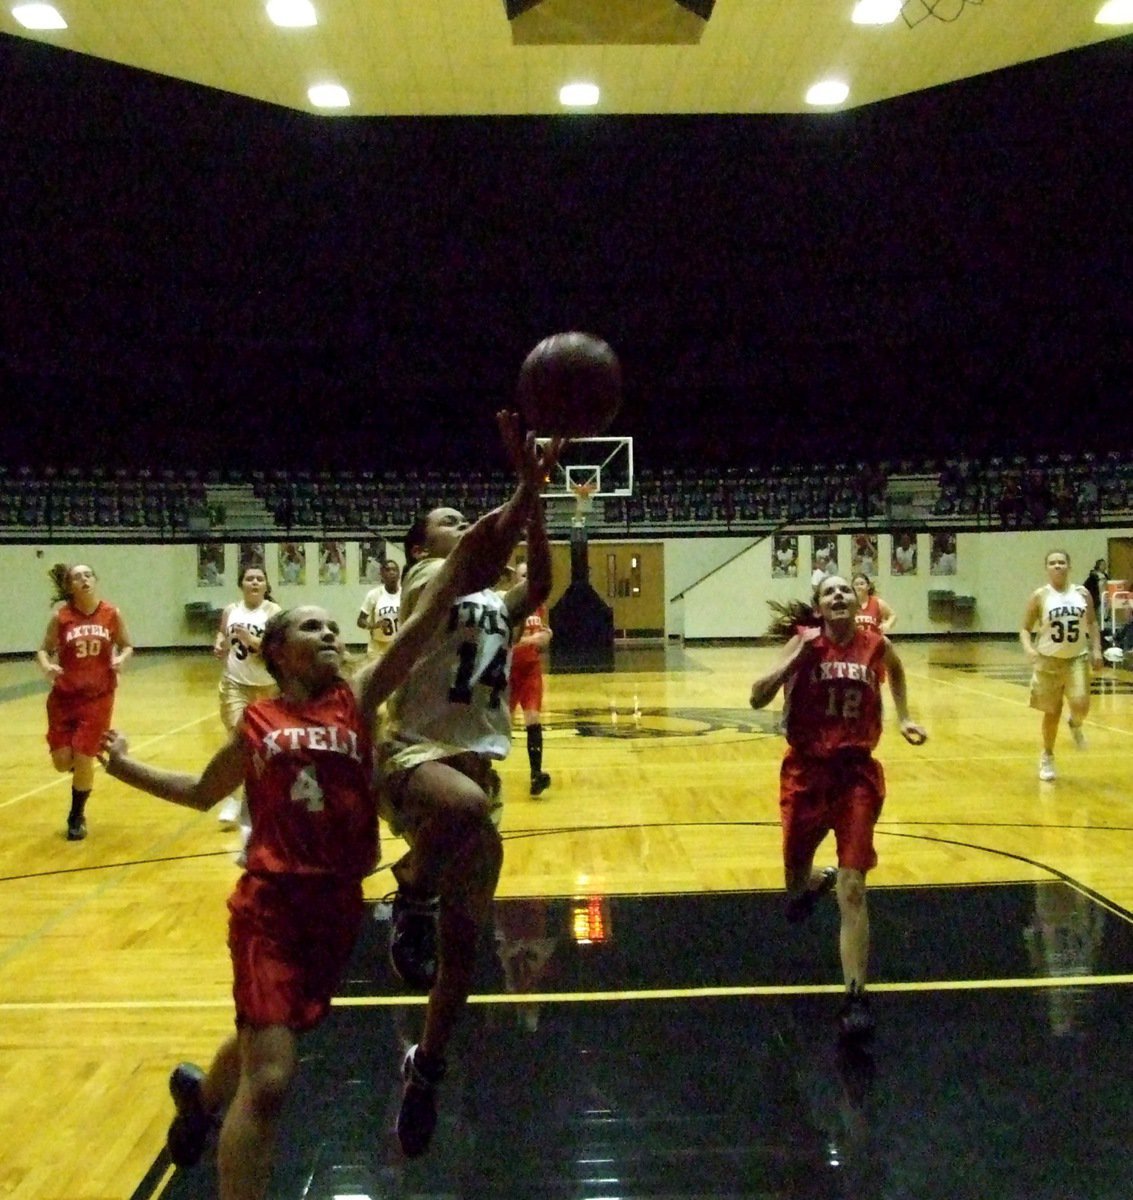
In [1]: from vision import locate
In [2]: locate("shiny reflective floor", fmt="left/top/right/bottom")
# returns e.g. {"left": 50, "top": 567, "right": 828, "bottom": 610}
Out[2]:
{"left": 136, "top": 878, "right": 1133, "bottom": 1200}
{"left": 3, "top": 639, "right": 1133, "bottom": 1200}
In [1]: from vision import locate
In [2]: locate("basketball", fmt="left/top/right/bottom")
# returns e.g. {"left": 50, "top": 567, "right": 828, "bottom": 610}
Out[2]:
{"left": 516, "top": 332, "right": 622, "bottom": 437}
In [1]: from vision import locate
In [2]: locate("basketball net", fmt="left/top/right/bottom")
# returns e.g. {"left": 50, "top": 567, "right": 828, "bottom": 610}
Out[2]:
{"left": 569, "top": 481, "right": 596, "bottom": 528}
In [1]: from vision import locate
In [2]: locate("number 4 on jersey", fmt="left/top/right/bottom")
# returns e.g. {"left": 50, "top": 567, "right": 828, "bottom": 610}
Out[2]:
{"left": 289, "top": 764, "right": 324, "bottom": 812}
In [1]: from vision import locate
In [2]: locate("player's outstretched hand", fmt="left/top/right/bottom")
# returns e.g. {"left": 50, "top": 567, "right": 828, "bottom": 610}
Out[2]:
{"left": 98, "top": 729, "right": 129, "bottom": 767}
{"left": 496, "top": 409, "right": 566, "bottom": 497}
{"left": 900, "top": 720, "right": 928, "bottom": 746}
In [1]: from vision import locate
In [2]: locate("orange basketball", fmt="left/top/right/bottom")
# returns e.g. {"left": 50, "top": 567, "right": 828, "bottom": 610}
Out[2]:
{"left": 516, "top": 332, "right": 622, "bottom": 437}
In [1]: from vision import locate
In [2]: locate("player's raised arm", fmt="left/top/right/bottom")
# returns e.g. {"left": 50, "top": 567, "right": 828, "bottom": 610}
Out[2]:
{"left": 355, "top": 411, "right": 563, "bottom": 723}
{"left": 503, "top": 488, "right": 551, "bottom": 624}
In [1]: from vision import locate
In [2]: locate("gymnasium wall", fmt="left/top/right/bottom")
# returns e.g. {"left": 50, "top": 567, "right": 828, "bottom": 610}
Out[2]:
{"left": 2, "top": 541, "right": 407, "bottom": 657}
{"left": 669, "top": 528, "right": 1130, "bottom": 641}
{"left": 2, "top": 528, "right": 1127, "bottom": 657}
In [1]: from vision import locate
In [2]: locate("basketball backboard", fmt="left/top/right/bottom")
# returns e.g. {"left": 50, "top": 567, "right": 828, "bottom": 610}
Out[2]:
{"left": 537, "top": 435, "right": 633, "bottom": 499}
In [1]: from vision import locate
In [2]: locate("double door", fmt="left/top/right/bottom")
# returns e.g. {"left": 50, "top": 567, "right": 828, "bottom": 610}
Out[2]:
{"left": 547, "top": 540, "right": 665, "bottom": 639}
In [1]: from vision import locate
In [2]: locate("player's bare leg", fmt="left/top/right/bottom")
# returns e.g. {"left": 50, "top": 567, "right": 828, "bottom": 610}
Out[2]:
{"left": 392, "top": 758, "right": 504, "bottom": 1156}
{"left": 1040, "top": 709, "right": 1060, "bottom": 779}
{"left": 1067, "top": 693, "right": 1089, "bottom": 748}
{"left": 836, "top": 869, "right": 874, "bottom": 1040}
{"left": 216, "top": 1025, "right": 297, "bottom": 1200}
{"left": 836, "top": 869, "right": 869, "bottom": 989}
{"left": 1041, "top": 709, "right": 1060, "bottom": 755}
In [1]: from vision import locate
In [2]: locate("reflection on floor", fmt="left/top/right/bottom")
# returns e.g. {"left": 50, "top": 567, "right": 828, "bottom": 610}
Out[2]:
{"left": 137, "top": 883, "right": 1133, "bottom": 1200}
{"left": 938, "top": 660, "right": 1133, "bottom": 694}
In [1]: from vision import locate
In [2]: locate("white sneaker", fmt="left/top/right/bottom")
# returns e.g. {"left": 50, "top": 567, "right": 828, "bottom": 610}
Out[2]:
{"left": 1039, "top": 752, "right": 1056, "bottom": 782}
{"left": 1068, "top": 719, "right": 1086, "bottom": 750}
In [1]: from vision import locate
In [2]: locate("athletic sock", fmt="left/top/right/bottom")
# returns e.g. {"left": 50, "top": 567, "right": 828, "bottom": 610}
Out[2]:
{"left": 526, "top": 724, "right": 544, "bottom": 777}
{"left": 69, "top": 788, "right": 90, "bottom": 823}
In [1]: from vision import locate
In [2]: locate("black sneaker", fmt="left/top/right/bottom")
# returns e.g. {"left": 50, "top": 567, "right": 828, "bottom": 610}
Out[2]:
{"left": 785, "top": 866, "right": 837, "bottom": 924}
{"left": 397, "top": 1044, "right": 445, "bottom": 1158}
{"left": 388, "top": 891, "right": 439, "bottom": 990}
{"left": 167, "top": 1063, "right": 216, "bottom": 1168}
{"left": 837, "top": 985, "right": 875, "bottom": 1043}
{"left": 529, "top": 772, "right": 552, "bottom": 797}
{"left": 66, "top": 816, "right": 87, "bottom": 841}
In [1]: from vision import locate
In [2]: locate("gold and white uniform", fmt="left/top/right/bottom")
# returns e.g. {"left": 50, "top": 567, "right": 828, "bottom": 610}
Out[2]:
{"left": 1033, "top": 584, "right": 1090, "bottom": 660}
{"left": 382, "top": 558, "right": 516, "bottom": 774}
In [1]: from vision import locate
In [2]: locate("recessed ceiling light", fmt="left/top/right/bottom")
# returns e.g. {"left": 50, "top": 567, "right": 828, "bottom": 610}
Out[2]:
{"left": 1095, "top": 0, "right": 1133, "bottom": 23}
{"left": 851, "top": 0, "right": 902, "bottom": 24}
{"left": 12, "top": 3, "right": 67, "bottom": 29}
{"left": 560, "top": 82, "right": 600, "bottom": 108}
{"left": 308, "top": 83, "right": 350, "bottom": 109}
{"left": 806, "top": 80, "right": 850, "bottom": 106}
{"left": 266, "top": 0, "right": 317, "bottom": 26}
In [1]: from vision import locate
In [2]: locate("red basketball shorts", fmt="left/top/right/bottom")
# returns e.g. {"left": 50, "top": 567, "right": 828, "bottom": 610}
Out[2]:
{"left": 228, "top": 873, "right": 365, "bottom": 1032}
{"left": 46, "top": 689, "right": 115, "bottom": 758}
{"left": 779, "top": 748, "right": 885, "bottom": 875}
{"left": 508, "top": 656, "right": 544, "bottom": 714}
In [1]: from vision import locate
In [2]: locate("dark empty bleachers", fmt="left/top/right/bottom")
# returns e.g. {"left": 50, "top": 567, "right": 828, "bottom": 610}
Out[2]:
{"left": 2, "top": 451, "right": 1132, "bottom": 540}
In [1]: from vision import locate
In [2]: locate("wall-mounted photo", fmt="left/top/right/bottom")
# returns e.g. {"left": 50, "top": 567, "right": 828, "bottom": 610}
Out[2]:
{"left": 318, "top": 540, "right": 347, "bottom": 585}
{"left": 850, "top": 533, "right": 879, "bottom": 578}
{"left": 930, "top": 531, "right": 958, "bottom": 575}
{"left": 278, "top": 542, "right": 306, "bottom": 586}
{"left": 772, "top": 534, "right": 798, "bottom": 578}
{"left": 196, "top": 542, "right": 225, "bottom": 587}
{"left": 891, "top": 531, "right": 918, "bottom": 576}
{"left": 359, "top": 538, "right": 387, "bottom": 584}
{"left": 810, "top": 533, "right": 840, "bottom": 587}
{"left": 238, "top": 542, "right": 265, "bottom": 575}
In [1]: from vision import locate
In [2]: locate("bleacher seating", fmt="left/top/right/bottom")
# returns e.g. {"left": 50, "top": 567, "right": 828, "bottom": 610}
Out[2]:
{"left": 1, "top": 451, "right": 1132, "bottom": 540}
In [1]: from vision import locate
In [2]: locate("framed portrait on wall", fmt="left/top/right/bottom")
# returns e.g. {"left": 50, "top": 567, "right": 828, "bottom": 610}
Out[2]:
{"left": 238, "top": 542, "right": 265, "bottom": 575}
{"left": 278, "top": 542, "right": 306, "bottom": 586}
{"left": 811, "top": 533, "right": 840, "bottom": 586}
{"left": 850, "top": 533, "right": 879, "bottom": 579}
{"left": 772, "top": 534, "right": 798, "bottom": 578}
{"left": 196, "top": 542, "right": 225, "bottom": 587}
{"left": 359, "top": 538, "right": 387, "bottom": 584}
{"left": 891, "top": 531, "right": 918, "bottom": 576}
{"left": 930, "top": 532, "right": 958, "bottom": 575}
{"left": 319, "top": 540, "right": 347, "bottom": 585}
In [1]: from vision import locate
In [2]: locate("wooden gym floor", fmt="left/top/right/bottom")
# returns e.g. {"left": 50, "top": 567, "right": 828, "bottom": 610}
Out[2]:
{"left": 1, "top": 638, "right": 1131, "bottom": 1199}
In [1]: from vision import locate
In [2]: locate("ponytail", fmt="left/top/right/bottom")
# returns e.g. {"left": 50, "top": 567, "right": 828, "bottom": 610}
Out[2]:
{"left": 48, "top": 563, "right": 73, "bottom": 605}
{"left": 767, "top": 598, "right": 821, "bottom": 643}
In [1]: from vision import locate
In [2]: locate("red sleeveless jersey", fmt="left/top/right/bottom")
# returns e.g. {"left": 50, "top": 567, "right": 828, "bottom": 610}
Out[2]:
{"left": 783, "top": 627, "right": 887, "bottom": 756}
{"left": 855, "top": 595, "right": 882, "bottom": 631}
{"left": 53, "top": 600, "right": 123, "bottom": 697}
{"left": 511, "top": 604, "right": 549, "bottom": 669}
{"left": 240, "top": 680, "right": 377, "bottom": 879}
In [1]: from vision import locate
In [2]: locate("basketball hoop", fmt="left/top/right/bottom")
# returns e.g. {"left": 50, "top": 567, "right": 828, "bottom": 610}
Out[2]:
{"left": 566, "top": 482, "right": 602, "bottom": 530}
{"left": 571, "top": 480, "right": 597, "bottom": 513}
